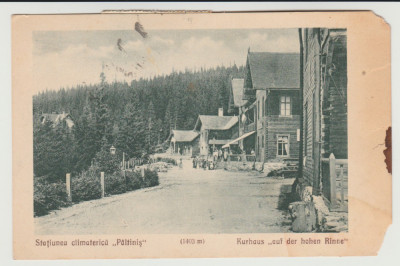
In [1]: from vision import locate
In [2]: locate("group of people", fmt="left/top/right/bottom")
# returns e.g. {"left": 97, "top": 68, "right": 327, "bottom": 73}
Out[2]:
{"left": 191, "top": 145, "right": 257, "bottom": 170}
{"left": 176, "top": 145, "right": 192, "bottom": 155}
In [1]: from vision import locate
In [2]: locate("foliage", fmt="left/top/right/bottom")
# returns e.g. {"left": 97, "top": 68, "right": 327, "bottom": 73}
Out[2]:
{"left": 34, "top": 166, "right": 160, "bottom": 216}
{"left": 33, "top": 65, "right": 244, "bottom": 178}
{"left": 156, "top": 157, "right": 177, "bottom": 165}
{"left": 33, "top": 118, "right": 76, "bottom": 181}
{"left": 125, "top": 171, "right": 143, "bottom": 191}
{"left": 142, "top": 169, "right": 159, "bottom": 187}
{"left": 93, "top": 141, "right": 121, "bottom": 174}
{"left": 71, "top": 171, "right": 102, "bottom": 203}
{"left": 104, "top": 172, "right": 126, "bottom": 196}
{"left": 34, "top": 177, "right": 70, "bottom": 216}
{"left": 115, "top": 99, "right": 146, "bottom": 158}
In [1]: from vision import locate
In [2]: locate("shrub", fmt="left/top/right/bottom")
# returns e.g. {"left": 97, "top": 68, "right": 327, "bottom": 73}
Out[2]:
{"left": 93, "top": 147, "right": 121, "bottom": 175}
{"left": 125, "top": 171, "right": 143, "bottom": 191}
{"left": 33, "top": 167, "right": 159, "bottom": 217}
{"left": 34, "top": 177, "right": 70, "bottom": 216}
{"left": 142, "top": 169, "right": 159, "bottom": 188}
{"left": 156, "top": 157, "right": 177, "bottom": 165}
{"left": 104, "top": 172, "right": 126, "bottom": 195}
{"left": 71, "top": 172, "right": 102, "bottom": 203}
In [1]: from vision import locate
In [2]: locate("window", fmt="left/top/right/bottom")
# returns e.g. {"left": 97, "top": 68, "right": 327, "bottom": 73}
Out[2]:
{"left": 277, "top": 135, "right": 289, "bottom": 156}
{"left": 257, "top": 100, "right": 260, "bottom": 120}
{"left": 280, "top": 96, "right": 291, "bottom": 116}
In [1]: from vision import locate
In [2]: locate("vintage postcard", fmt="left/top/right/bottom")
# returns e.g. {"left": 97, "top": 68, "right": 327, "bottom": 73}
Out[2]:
{"left": 12, "top": 11, "right": 391, "bottom": 259}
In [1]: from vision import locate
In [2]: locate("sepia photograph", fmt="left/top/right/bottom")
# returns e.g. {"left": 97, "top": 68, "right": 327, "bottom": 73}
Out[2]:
{"left": 32, "top": 26, "right": 348, "bottom": 235}
{"left": 11, "top": 11, "right": 391, "bottom": 259}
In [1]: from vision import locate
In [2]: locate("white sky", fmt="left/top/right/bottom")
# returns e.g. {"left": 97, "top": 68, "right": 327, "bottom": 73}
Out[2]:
{"left": 33, "top": 28, "right": 299, "bottom": 94}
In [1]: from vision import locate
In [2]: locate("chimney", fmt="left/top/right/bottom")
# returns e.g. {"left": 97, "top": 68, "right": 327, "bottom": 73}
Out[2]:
{"left": 218, "top": 107, "right": 224, "bottom": 117}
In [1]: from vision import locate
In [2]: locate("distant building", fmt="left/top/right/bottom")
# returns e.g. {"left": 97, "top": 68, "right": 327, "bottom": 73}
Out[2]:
{"left": 193, "top": 110, "right": 239, "bottom": 156}
{"left": 40, "top": 112, "right": 74, "bottom": 129}
{"left": 225, "top": 78, "right": 254, "bottom": 154}
{"left": 242, "top": 50, "right": 301, "bottom": 163}
{"left": 228, "top": 78, "right": 247, "bottom": 116}
{"left": 169, "top": 129, "right": 200, "bottom": 156}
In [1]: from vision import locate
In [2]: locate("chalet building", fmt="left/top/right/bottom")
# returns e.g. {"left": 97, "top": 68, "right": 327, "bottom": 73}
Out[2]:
{"left": 40, "top": 112, "right": 74, "bottom": 129}
{"left": 300, "top": 28, "right": 348, "bottom": 211}
{"left": 193, "top": 108, "right": 239, "bottom": 156}
{"left": 169, "top": 129, "right": 200, "bottom": 156}
{"left": 225, "top": 78, "right": 255, "bottom": 154}
{"left": 242, "top": 50, "right": 301, "bottom": 163}
{"left": 227, "top": 78, "right": 247, "bottom": 116}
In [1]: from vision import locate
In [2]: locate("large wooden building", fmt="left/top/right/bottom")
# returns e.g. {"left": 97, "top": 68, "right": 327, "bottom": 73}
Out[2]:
{"left": 300, "top": 28, "right": 348, "bottom": 211}
{"left": 242, "top": 51, "right": 301, "bottom": 163}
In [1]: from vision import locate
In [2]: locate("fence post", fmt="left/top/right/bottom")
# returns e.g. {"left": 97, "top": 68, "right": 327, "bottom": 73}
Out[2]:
{"left": 340, "top": 165, "right": 345, "bottom": 209}
{"left": 329, "top": 153, "right": 337, "bottom": 208}
{"left": 141, "top": 167, "right": 145, "bottom": 180}
{"left": 66, "top": 173, "right": 72, "bottom": 202}
{"left": 100, "top": 172, "right": 105, "bottom": 198}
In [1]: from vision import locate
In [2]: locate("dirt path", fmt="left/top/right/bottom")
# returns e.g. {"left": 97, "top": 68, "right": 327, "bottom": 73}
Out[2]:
{"left": 35, "top": 160, "right": 294, "bottom": 234}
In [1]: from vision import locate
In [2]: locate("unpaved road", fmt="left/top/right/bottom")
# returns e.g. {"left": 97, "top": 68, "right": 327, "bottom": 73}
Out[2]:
{"left": 35, "top": 160, "right": 294, "bottom": 234}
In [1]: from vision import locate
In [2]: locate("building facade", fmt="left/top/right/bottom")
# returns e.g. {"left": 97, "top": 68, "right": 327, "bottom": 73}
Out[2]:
{"left": 301, "top": 28, "right": 348, "bottom": 210}
{"left": 194, "top": 111, "right": 239, "bottom": 156}
{"left": 243, "top": 51, "right": 301, "bottom": 163}
{"left": 169, "top": 130, "right": 200, "bottom": 156}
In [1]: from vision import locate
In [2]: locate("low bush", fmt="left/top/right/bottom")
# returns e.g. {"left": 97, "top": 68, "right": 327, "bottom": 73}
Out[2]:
{"left": 71, "top": 172, "right": 102, "bottom": 203}
{"left": 142, "top": 169, "right": 159, "bottom": 188}
{"left": 33, "top": 167, "right": 159, "bottom": 217}
{"left": 125, "top": 171, "right": 143, "bottom": 191}
{"left": 104, "top": 172, "right": 126, "bottom": 196}
{"left": 34, "top": 177, "right": 70, "bottom": 216}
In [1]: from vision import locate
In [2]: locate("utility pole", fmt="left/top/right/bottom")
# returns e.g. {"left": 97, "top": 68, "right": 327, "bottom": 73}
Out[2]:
{"left": 298, "top": 28, "right": 304, "bottom": 180}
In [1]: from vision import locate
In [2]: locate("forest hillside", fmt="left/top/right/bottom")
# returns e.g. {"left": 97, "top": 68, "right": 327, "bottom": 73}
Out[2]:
{"left": 33, "top": 65, "right": 244, "bottom": 179}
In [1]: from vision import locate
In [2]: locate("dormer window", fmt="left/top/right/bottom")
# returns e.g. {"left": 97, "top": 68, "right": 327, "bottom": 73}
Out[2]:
{"left": 280, "top": 96, "right": 291, "bottom": 116}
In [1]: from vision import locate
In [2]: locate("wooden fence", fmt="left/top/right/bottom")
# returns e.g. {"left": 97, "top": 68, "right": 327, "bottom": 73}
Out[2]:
{"left": 321, "top": 153, "right": 348, "bottom": 212}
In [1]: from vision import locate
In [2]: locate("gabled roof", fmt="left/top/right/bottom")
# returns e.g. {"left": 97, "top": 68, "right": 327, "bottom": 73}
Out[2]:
{"left": 171, "top": 130, "right": 199, "bottom": 142}
{"left": 246, "top": 52, "right": 300, "bottom": 89}
{"left": 194, "top": 115, "right": 238, "bottom": 131}
{"left": 231, "top": 78, "right": 247, "bottom": 107}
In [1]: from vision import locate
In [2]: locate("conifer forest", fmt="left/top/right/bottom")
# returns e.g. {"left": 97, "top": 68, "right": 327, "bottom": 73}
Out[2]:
{"left": 33, "top": 65, "right": 244, "bottom": 180}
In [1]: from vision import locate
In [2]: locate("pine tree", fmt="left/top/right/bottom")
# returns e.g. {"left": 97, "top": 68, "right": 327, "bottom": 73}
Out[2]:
{"left": 93, "top": 137, "right": 121, "bottom": 174}
{"left": 74, "top": 103, "right": 98, "bottom": 172}
{"left": 33, "top": 118, "right": 74, "bottom": 181}
{"left": 145, "top": 101, "right": 158, "bottom": 151}
{"left": 164, "top": 101, "right": 173, "bottom": 138}
{"left": 116, "top": 99, "right": 146, "bottom": 158}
